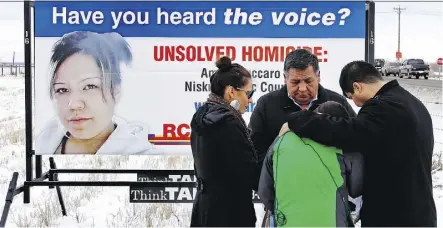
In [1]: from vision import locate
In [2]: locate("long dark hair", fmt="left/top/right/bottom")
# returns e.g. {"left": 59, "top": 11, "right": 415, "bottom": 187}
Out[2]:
{"left": 49, "top": 31, "right": 132, "bottom": 101}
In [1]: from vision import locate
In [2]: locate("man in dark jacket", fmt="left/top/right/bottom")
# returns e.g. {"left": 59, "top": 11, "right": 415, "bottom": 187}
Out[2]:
{"left": 282, "top": 60, "right": 437, "bottom": 227}
{"left": 249, "top": 48, "right": 356, "bottom": 176}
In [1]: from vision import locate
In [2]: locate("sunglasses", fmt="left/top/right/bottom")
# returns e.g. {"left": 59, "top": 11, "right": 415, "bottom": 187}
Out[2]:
{"left": 235, "top": 87, "right": 255, "bottom": 99}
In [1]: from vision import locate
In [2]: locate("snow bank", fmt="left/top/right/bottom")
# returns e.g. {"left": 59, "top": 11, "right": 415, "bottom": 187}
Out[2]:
{"left": 0, "top": 75, "right": 441, "bottom": 227}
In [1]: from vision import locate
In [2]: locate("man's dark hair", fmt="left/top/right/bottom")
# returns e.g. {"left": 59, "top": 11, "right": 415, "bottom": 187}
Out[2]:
{"left": 314, "top": 101, "right": 350, "bottom": 119}
{"left": 339, "top": 60, "right": 383, "bottom": 95}
{"left": 283, "top": 49, "right": 319, "bottom": 74}
{"left": 210, "top": 56, "right": 252, "bottom": 96}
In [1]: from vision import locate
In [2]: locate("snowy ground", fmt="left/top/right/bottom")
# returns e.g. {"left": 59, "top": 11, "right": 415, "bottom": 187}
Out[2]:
{"left": 431, "top": 71, "right": 443, "bottom": 80}
{"left": 0, "top": 75, "right": 442, "bottom": 227}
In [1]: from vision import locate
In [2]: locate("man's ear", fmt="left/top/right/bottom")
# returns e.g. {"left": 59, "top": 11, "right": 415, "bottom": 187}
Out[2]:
{"left": 352, "top": 82, "right": 362, "bottom": 94}
{"left": 283, "top": 70, "right": 289, "bottom": 83}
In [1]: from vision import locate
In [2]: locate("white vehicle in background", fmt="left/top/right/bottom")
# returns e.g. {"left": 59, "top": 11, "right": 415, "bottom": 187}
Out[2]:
{"left": 382, "top": 61, "right": 401, "bottom": 76}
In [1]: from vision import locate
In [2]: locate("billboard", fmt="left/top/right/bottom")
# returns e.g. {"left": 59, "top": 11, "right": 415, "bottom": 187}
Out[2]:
{"left": 130, "top": 172, "right": 261, "bottom": 203}
{"left": 34, "top": 1, "right": 367, "bottom": 155}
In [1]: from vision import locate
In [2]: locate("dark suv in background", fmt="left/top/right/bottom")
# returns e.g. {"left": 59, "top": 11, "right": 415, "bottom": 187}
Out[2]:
{"left": 399, "top": 58, "right": 430, "bottom": 79}
{"left": 374, "top": 58, "right": 385, "bottom": 74}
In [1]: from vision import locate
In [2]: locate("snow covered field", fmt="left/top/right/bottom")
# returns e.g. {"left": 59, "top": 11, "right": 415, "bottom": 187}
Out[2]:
{"left": 0, "top": 75, "right": 442, "bottom": 227}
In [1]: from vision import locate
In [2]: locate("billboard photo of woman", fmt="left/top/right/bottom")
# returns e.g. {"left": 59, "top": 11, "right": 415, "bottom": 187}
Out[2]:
{"left": 35, "top": 31, "right": 155, "bottom": 155}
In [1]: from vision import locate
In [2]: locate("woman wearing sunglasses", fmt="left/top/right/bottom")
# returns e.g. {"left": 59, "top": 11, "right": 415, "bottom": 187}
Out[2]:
{"left": 190, "top": 56, "right": 259, "bottom": 227}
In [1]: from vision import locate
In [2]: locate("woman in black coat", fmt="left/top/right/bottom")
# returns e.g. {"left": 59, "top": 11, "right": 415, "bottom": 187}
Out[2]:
{"left": 190, "top": 56, "right": 259, "bottom": 227}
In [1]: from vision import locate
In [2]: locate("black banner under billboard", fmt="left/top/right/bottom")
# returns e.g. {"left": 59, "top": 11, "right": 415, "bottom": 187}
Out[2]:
{"left": 129, "top": 172, "right": 261, "bottom": 203}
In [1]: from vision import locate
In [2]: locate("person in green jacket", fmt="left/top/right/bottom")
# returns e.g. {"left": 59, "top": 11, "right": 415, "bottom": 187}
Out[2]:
{"left": 258, "top": 101, "right": 364, "bottom": 227}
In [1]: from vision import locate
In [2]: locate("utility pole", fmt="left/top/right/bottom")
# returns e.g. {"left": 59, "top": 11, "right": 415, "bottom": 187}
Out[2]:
{"left": 393, "top": 5, "right": 406, "bottom": 57}
{"left": 12, "top": 51, "right": 16, "bottom": 76}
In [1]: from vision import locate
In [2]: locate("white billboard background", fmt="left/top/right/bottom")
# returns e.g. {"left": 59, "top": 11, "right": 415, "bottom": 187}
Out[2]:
{"left": 33, "top": 0, "right": 368, "bottom": 155}
{"left": 34, "top": 37, "right": 365, "bottom": 155}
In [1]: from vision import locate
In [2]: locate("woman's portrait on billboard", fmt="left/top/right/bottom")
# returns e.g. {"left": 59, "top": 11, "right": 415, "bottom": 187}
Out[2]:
{"left": 35, "top": 31, "right": 154, "bottom": 155}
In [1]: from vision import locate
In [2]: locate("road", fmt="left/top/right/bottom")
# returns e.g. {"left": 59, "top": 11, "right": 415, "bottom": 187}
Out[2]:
{"left": 384, "top": 76, "right": 442, "bottom": 89}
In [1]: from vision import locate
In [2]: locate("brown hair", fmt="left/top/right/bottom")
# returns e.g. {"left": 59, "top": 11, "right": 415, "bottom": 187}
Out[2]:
{"left": 209, "top": 56, "right": 252, "bottom": 96}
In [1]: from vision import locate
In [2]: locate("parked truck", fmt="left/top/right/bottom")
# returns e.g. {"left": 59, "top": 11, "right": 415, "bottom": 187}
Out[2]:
{"left": 399, "top": 58, "right": 430, "bottom": 79}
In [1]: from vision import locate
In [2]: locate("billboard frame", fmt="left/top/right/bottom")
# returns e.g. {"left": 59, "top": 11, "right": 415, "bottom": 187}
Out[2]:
{"left": 1, "top": 0, "right": 375, "bottom": 226}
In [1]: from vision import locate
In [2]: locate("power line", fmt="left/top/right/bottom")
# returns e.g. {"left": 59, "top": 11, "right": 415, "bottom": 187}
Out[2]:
{"left": 406, "top": 12, "right": 441, "bottom": 16}
{"left": 376, "top": 11, "right": 441, "bottom": 16}
{"left": 393, "top": 5, "right": 406, "bottom": 60}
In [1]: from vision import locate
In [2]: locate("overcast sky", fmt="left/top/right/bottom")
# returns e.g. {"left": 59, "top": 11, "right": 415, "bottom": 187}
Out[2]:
{"left": 374, "top": 1, "right": 442, "bottom": 62}
{"left": 0, "top": 0, "right": 441, "bottom": 63}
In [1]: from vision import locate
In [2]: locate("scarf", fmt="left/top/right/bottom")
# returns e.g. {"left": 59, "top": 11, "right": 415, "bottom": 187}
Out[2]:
{"left": 206, "top": 93, "right": 258, "bottom": 161}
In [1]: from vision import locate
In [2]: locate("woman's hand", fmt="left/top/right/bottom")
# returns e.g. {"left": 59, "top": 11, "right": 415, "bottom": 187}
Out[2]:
{"left": 279, "top": 122, "right": 290, "bottom": 136}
